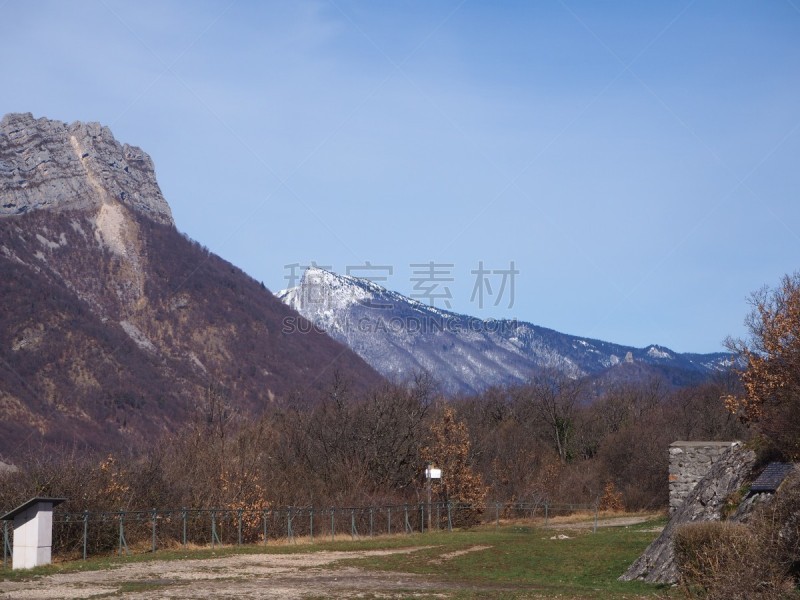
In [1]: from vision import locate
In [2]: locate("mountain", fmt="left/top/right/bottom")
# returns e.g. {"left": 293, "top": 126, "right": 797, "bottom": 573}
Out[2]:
{"left": 278, "top": 267, "right": 733, "bottom": 395}
{"left": 0, "top": 113, "right": 382, "bottom": 458}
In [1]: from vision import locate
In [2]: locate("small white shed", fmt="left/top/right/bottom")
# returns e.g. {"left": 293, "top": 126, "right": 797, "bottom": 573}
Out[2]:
{"left": 1, "top": 497, "right": 66, "bottom": 569}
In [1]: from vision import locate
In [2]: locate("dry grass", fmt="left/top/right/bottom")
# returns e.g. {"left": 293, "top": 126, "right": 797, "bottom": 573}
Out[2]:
{"left": 674, "top": 477, "right": 800, "bottom": 599}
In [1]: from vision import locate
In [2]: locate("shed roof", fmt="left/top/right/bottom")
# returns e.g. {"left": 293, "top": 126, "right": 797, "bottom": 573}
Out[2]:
{"left": 0, "top": 497, "right": 66, "bottom": 521}
{"left": 670, "top": 441, "right": 739, "bottom": 448}
{"left": 750, "top": 462, "right": 795, "bottom": 493}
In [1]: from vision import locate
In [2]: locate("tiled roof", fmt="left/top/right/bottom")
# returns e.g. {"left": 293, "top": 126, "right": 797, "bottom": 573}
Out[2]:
{"left": 750, "top": 462, "right": 795, "bottom": 493}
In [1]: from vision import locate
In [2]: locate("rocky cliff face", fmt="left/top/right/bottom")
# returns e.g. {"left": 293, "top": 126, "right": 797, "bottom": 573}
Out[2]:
{"left": 1, "top": 113, "right": 173, "bottom": 224}
{"left": 0, "top": 113, "right": 168, "bottom": 319}
{"left": 0, "top": 113, "right": 382, "bottom": 458}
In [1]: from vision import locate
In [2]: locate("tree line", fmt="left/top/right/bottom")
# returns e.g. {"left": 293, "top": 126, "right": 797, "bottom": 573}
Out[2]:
{"left": 0, "top": 368, "right": 747, "bottom": 517}
{"left": 6, "top": 271, "right": 800, "bottom": 521}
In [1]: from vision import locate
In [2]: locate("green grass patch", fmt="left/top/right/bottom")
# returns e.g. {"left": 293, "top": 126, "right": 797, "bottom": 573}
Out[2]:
{"left": 0, "top": 517, "right": 672, "bottom": 598}
{"left": 112, "top": 579, "right": 186, "bottom": 595}
{"left": 336, "top": 520, "right": 671, "bottom": 599}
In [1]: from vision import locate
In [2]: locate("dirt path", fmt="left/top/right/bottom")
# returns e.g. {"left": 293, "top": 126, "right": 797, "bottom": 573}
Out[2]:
{"left": 0, "top": 548, "right": 466, "bottom": 599}
{"left": 429, "top": 544, "right": 492, "bottom": 565}
{"left": 543, "top": 515, "right": 661, "bottom": 530}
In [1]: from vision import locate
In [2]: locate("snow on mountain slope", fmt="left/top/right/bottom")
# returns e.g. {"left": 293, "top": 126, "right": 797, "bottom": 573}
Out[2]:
{"left": 278, "top": 267, "right": 732, "bottom": 395}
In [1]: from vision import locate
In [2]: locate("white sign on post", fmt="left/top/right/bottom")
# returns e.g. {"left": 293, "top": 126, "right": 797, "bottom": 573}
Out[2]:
{"left": 426, "top": 467, "right": 442, "bottom": 479}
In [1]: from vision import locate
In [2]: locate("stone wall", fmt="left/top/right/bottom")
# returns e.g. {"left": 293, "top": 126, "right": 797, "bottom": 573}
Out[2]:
{"left": 669, "top": 441, "right": 740, "bottom": 513}
{"left": 622, "top": 443, "right": 756, "bottom": 584}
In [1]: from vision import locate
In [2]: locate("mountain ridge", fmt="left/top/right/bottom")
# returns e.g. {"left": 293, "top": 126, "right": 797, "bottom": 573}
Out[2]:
{"left": 0, "top": 113, "right": 383, "bottom": 458}
{"left": 278, "top": 267, "right": 732, "bottom": 395}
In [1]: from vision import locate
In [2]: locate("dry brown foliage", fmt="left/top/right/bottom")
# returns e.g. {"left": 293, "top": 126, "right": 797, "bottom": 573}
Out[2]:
{"left": 599, "top": 482, "right": 625, "bottom": 511}
{"left": 725, "top": 273, "right": 800, "bottom": 459}
{"left": 422, "top": 405, "right": 487, "bottom": 525}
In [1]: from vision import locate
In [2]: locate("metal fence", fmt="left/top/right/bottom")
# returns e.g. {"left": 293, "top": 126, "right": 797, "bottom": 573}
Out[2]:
{"left": 2, "top": 501, "right": 597, "bottom": 567}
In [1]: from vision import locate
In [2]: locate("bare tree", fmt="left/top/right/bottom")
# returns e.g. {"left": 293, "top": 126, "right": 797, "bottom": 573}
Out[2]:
{"left": 519, "top": 371, "right": 586, "bottom": 464}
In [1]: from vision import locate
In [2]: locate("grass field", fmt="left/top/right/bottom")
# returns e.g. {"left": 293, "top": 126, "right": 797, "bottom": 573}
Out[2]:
{"left": 331, "top": 517, "right": 671, "bottom": 598}
{"left": 0, "top": 514, "right": 672, "bottom": 599}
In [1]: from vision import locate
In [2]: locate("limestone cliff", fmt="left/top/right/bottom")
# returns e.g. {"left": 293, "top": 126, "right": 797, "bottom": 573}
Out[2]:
{"left": 0, "top": 113, "right": 173, "bottom": 224}
{"left": 0, "top": 113, "right": 382, "bottom": 458}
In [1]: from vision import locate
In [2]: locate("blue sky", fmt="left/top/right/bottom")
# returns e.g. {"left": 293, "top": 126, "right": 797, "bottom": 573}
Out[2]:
{"left": 3, "top": 0, "right": 799, "bottom": 353}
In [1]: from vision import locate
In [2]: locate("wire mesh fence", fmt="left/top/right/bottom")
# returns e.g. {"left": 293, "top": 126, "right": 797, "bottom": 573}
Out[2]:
{"left": 2, "top": 501, "right": 597, "bottom": 568}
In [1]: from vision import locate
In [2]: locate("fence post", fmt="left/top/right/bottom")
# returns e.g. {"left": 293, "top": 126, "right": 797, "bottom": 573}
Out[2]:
{"left": 288, "top": 508, "right": 294, "bottom": 543}
{"left": 593, "top": 503, "right": 598, "bottom": 534}
{"left": 182, "top": 508, "right": 187, "bottom": 547}
{"left": 436, "top": 503, "right": 440, "bottom": 531}
{"left": 350, "top": 509, "right": 356, "bottom": 540}
{"left": 369, "top": 507, "right": 373, "bottom": 538}
{"left": 3, "top": 520, "right": 9, "bottom": 567}
{"left": 82, "top": 510, "right": 88, "bottom": 561}
{"left": 495, "top": 502, "right": 500, "bottom": 530}
{"left": 420, "top": 504, "right": 424, "bottom": 533}
{"left": 447, "top": 501, "right": 452, "bottom": 532}
{"left": 387, "top": 507, "right": 391, "bottom": 535}
{"left": 544, "top": 502, "right": 549, "bottom": 527}
{"left": 404, "top": 505, "right": 411, "bottom": 534}
{"left": 211, "top": 510, "right": 217, "bottom": 549}
{"left": 262, "top": 510, "right": 268, "bottom": 546}
{"left": 118, "top": 511, "right": 128, "bottom": 556}
{"left": 237, "top": 510, "right": 243, "bottom": 546}
{"left": 310, "top": 508, "right": 314, "bottom": 542}
{"left": 330, "top": 508, "right": 335, "bottom": 542}
{"left": 151, "top": 508, "right": 157, "bottom": 553}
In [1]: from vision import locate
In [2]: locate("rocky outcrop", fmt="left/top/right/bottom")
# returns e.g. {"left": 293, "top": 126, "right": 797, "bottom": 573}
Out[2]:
{"left": 620, "top": 443, "right": 757, "bottom": 584}
{"left": 0, "top": 113, "right": 173, "bottom": 225}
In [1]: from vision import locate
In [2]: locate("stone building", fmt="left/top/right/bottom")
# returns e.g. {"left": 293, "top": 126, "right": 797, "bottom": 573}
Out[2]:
{"left": 668, "top": 440, "right": 740, "bottom": 513}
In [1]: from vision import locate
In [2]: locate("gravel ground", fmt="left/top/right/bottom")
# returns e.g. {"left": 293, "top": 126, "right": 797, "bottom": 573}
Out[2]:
{"left": 0, "top": 548, "right": 469, "bottom": 599}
